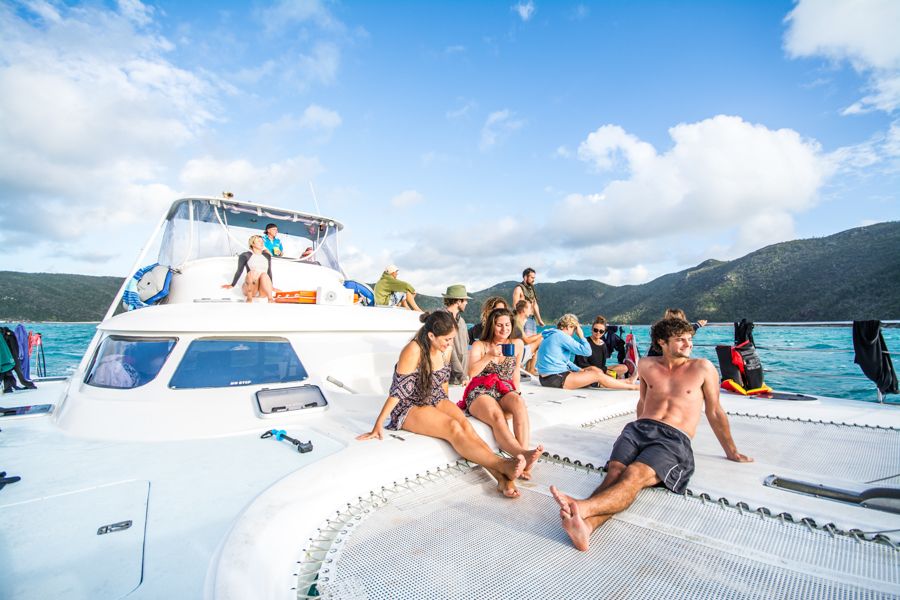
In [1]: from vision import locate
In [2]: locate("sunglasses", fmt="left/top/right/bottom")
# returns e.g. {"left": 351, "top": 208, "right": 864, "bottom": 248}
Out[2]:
{"left": 592, "top": 328, "right": 606, "bottom": 334}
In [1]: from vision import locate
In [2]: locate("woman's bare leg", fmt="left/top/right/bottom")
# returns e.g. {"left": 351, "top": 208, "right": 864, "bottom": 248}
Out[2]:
{"left": 243, "top": 273, "right": 261, "bottom": 302}
{"left": 469, "top": 395, "right": 526, "bottom": 456}
{"left": 403, "top": 403, "right": 525, "bottom": 498}
{"left": 258, "top": 273, "right": 274, "bottom": 302}
{"left": 498, "top": 392, "right": 543, "bottom": 478}
{"left": 563, "top": 367, "right": 638, "bottom": 390}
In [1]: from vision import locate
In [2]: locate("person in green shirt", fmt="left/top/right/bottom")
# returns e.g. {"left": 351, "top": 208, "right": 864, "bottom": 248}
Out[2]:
{"left": 373, "top": 264, "right": 422, "bottom": 311}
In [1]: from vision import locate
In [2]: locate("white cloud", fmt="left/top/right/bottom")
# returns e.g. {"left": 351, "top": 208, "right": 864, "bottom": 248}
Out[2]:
{"left": 562, "top": 115, "right": 831, "bottom": 254}
{"left": 259, "top": 0, "right": 344, "bottom": 33}
{"left": 447, "top": 99, "right": 477, "bottom": 119}
{"left": 479, "top": 109, "right": 525, "bottom": 151}
{"left": 179, "top": 155, "right": 323, "bottom": 201}
{"left": 562, "top": 115, "right": 834, "bottom": 250}
{"left": 390, "top": 190, "right": 425, "bottom": 208}
{"left": 282, "top": 41, "right": 341, "bottom": 89}
{"left": 784, "top": 0, "right": 900, "bottom": 113}
{"left": 383, "top": 115, "right": 835, "bottom": 291}
{"left": 554, "top": 145, "right": 572, "bottom": 158}
{"left": 577, "top": 125, "right": 656, "bottom": 172}
{"left": 0, "top": 0, "right": 219, "bottom": 247}
{"left": 512, "top": 1, "right": 536, "bottom": 22}
{"left": 296, "top": 104, "right": 342, "bottom": 130}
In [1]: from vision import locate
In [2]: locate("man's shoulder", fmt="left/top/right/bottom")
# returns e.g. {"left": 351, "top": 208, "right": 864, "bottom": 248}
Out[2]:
{"left": 687, "top": 357, "right": 714, "bottom": 370}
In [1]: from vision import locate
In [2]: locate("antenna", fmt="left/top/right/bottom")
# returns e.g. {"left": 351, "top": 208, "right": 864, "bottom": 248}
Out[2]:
{"left": 308, "top": 181, "right": 321, "bottom": 216}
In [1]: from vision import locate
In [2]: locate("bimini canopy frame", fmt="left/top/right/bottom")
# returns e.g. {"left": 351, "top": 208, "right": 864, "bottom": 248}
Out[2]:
{"left": 158, "top": 197, "right": 344, "bottom": 269}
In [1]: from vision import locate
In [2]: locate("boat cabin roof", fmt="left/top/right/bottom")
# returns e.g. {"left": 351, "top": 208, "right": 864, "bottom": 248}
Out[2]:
{"left": 165, "top": 196, "right": 344, "bottom": 234}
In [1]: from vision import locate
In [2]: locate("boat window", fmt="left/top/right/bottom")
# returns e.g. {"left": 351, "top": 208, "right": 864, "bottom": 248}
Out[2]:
{"left": 85, "top": 336, "right": 177, "bottom": 389}
{"left": 169, "top": 338, "right": 308, "bottom": 389}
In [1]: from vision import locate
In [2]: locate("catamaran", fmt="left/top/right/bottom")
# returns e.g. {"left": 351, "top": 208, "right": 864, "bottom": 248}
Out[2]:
{"left": 1, "top": 195, "right": 897, "bottom": 599}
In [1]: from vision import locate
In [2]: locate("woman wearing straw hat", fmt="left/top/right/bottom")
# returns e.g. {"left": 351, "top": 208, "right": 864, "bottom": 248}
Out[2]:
{"left": 441, "top": 284, "right": 472, "bottom": 385}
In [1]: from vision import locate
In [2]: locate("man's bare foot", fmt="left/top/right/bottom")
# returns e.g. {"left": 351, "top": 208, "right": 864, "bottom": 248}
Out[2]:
{"left": 520, "top": 444, "right": 544, "bottom": 480}
{"left": 550, "top": 485, "right": 592, "bottom": 551}
{"left": 486, "top": 466, "right": 520, "bottom": 498}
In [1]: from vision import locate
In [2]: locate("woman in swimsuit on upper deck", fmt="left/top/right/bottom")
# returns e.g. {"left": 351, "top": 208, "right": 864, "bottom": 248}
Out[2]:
{"left": 222, "top": 235, "right": 274, "bottom": 303}
{"left": 358, "top": 311, "right": 528, "bottom": 498}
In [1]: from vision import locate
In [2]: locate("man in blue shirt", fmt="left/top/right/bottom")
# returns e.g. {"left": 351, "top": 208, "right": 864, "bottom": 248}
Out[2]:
{"left": 263, "top": 223, "right": 283, "bottom": 257}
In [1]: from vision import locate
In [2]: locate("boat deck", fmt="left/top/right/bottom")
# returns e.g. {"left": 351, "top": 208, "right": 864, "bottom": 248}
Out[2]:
{"left": 2, "top": 379, "right": 899, "bottom": 599}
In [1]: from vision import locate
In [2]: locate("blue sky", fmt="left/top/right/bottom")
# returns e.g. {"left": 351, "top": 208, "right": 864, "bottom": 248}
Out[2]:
{"left": 1, "top": 0, "right": 898, "bottom": 292}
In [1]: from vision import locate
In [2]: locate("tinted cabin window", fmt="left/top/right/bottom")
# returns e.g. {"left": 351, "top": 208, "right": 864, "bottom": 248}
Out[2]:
{"left": 85, "top": 336, "right": 176, "bottom": 389}
{"left": 169, "top": 338, "right": 308, "bottom": 389}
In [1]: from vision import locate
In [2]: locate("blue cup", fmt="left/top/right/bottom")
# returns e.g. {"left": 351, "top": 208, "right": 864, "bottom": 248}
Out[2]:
{"left": 501, "top": 343, "right": 515, "bottom": 357}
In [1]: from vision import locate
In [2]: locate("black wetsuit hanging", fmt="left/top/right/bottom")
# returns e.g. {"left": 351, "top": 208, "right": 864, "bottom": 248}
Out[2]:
{"left": 1, "top": 327, "right": 36, "bottom": 393}
{"left": 853, "top": 320, "right": 898, "bottom": 396}
{"left": 603, "top": 326, "right": 627, "bottom": 364}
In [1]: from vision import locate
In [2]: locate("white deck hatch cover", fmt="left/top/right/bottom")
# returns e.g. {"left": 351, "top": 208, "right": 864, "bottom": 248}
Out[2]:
{"left": 0, "top": 480, "right": 149, "bottom": 599}
{"left": 313, "top": 461, "right": 899, "bottom": 599}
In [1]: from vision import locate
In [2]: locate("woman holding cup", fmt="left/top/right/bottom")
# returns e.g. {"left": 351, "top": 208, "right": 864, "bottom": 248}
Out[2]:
{"left": 462, "top": 307, "right": 543, "bottom": 479}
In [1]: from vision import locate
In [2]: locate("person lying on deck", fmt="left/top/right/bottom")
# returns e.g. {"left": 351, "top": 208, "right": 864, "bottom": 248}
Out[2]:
{"left": 222, "top": 235, "right": 274, "bottom": 303}
{"left": 535, "top": 314, "right": 638, "bottom": 391}
{"left": 550, "top": 317, "right": 752, "bottom": 551}
{"left": 462, "top": 307, "right": 544, "bottom": 480}
{"left": 358, "top": 311, "right": 539, "bottom": 498}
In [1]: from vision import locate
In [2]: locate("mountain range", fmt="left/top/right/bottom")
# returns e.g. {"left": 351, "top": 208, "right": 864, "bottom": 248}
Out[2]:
{"left": 1, "top": 221, "right": 898, "bottom": 323}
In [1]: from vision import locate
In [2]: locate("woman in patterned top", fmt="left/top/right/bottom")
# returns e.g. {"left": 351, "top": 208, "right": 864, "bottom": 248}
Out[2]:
{"left": 358, "top": 311, "right": 527, "bottom": 498}
{"left": 464, "top": 308, "right": 543, "bottom": 479}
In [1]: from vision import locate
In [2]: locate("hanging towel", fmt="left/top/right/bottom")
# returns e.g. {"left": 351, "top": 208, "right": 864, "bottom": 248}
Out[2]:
{"left": 0, "top": 332, "right": 14, "bottom": 374}
{"left": 853, "top": 320, "right": 898, "bottom": 395}
{"left": 14, "top": 324, "right": 30, "bottom": 380}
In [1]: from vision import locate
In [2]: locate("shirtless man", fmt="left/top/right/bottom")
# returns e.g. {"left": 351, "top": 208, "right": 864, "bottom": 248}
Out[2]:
{"left": 550, "top": 317, "right": 752, "bottom": 551}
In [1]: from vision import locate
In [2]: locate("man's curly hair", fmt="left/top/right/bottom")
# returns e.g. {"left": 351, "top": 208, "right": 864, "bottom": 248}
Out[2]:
{"left": 650, "top": 317, "right": 694, "bottom": 346}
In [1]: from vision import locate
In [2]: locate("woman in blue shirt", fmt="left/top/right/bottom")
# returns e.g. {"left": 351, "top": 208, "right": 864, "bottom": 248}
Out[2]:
{"left": 536, "top": 314, "right": 638, "bottom": 390}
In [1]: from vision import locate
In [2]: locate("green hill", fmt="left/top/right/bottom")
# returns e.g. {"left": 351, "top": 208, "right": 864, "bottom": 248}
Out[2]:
{"left": 0, "top": 271, "right": 121, "bottom": 322}
{"left": 418, "top": 221, "right": 900, "bottom": 323}
{"left": 2, "top": 221, "right": 898, "bottom": 322}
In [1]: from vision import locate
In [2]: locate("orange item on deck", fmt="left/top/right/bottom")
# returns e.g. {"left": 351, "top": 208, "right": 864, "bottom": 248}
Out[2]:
{"left": 273, "top": 290, "right": 317, "bottom": 304}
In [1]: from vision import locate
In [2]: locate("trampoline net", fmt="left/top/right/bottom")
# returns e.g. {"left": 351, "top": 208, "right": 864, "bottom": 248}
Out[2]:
{"left": 313, "top": 459, "right": 899, "bottom": 600}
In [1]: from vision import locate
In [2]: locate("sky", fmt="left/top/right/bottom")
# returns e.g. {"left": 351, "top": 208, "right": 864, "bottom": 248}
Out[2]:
{"left": 1, "top": 0, "right": 898, "bottom": 293}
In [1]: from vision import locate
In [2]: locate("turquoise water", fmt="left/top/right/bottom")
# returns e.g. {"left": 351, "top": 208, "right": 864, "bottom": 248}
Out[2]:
{"left": 3, "top": 321, "right": 898, "bottom": 404}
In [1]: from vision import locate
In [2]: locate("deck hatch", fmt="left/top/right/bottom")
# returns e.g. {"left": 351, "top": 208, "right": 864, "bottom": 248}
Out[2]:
{"left": 0, "top": 480, "right": 149, "bottom": 599}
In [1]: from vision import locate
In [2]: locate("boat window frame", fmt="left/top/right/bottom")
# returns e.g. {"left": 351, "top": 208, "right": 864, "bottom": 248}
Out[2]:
{"left": 84, "top": 334, "right": 179, "bottom": 390}
{"left": 167, "top": 336, "right": 309, "bottom": 390}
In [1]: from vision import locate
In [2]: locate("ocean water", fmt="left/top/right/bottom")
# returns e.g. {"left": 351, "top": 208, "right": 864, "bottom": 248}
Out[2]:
{"left": 3, "top": 321, "right": 898, "bottom": 404}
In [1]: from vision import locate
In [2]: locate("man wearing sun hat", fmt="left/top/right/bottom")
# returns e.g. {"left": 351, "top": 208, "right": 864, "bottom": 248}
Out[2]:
{"left": 441, "top": 284, "right": 473, "bottom": 385}
{"left": 373, "top": 264, "right": 421, "bottom": 311}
